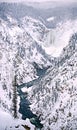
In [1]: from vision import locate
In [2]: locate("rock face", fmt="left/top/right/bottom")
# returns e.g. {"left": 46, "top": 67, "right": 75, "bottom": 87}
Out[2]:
{"left": 28, "top": 33, "right": 77, "bottom": 130}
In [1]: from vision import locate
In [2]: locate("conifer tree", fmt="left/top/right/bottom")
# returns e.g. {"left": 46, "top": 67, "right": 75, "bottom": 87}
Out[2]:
{"left": 12, "top": 75, "right": 18, "bottom": 118}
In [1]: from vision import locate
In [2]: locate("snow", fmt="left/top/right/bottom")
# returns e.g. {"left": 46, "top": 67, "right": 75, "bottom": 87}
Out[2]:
{"left": 7, "top": 15, "right": 18, "bottom": 25}
{"left": 43, "top": 20, "right": 77, "bottom": 57}
{"left": 1, "top": 6, "right": 77, "bottom": 130}
{"left": 0, "top": 15, "right": 52, "bottom": 130}
{"left": 46, "top": 17, "right": 55, "bottom": 22}
{"left": 21, "top": 87, "right": 32, "bottom": 93}
{"left": 28, "top": 35, "right": 77, "bottom": 130}
{"left": 22, "top": 16, "right": 47, "bottom": 44}
{"left": 0, "top": 108, "right": 35, "bottom": 130}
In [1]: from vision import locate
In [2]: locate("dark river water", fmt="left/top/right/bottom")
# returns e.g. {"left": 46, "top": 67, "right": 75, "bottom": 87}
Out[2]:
{"left": 17, "top": 66, "right": 48, "bottom": 128}
{"left": 17, "top": 81, "right": 44, "bottom": 128}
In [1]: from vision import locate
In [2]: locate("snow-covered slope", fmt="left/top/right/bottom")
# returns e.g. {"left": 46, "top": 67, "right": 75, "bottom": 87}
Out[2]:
{"left": 28, "top": 33, "right": 77, "bottom": 130}
{"left": 0, "top": 15, "right": 54, "bottom": 129}
{"left": 21, "top": 16, "right": 48, "bottom": 44}
{"left": 43, "top": 20, "right": 77, "bottom": 57}
{"left": 0, "top": 108, "right": 35, "bottom": 130}
{"left": 1, "top": 3, "right": 77, "bottom": 130}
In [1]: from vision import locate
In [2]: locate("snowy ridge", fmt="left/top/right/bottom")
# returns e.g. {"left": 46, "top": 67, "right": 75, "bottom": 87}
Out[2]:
{"left": 21, "top": 16, "right": 48, "bottom": 44}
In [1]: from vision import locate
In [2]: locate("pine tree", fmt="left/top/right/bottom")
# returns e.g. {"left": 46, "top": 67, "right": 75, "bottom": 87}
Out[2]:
{"left": 12, "top": 75, "right": 18, "bottom": 118}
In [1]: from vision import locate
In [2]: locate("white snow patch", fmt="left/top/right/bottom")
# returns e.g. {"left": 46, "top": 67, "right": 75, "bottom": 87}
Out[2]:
{"left": 21, "top": 87, "right": 32, "bottom": 93}
{"left": 47, "top": 17, "right": 55, "bottom": 22}
{"left": 0, "top": 108, "right": 35, "bottom": 130}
